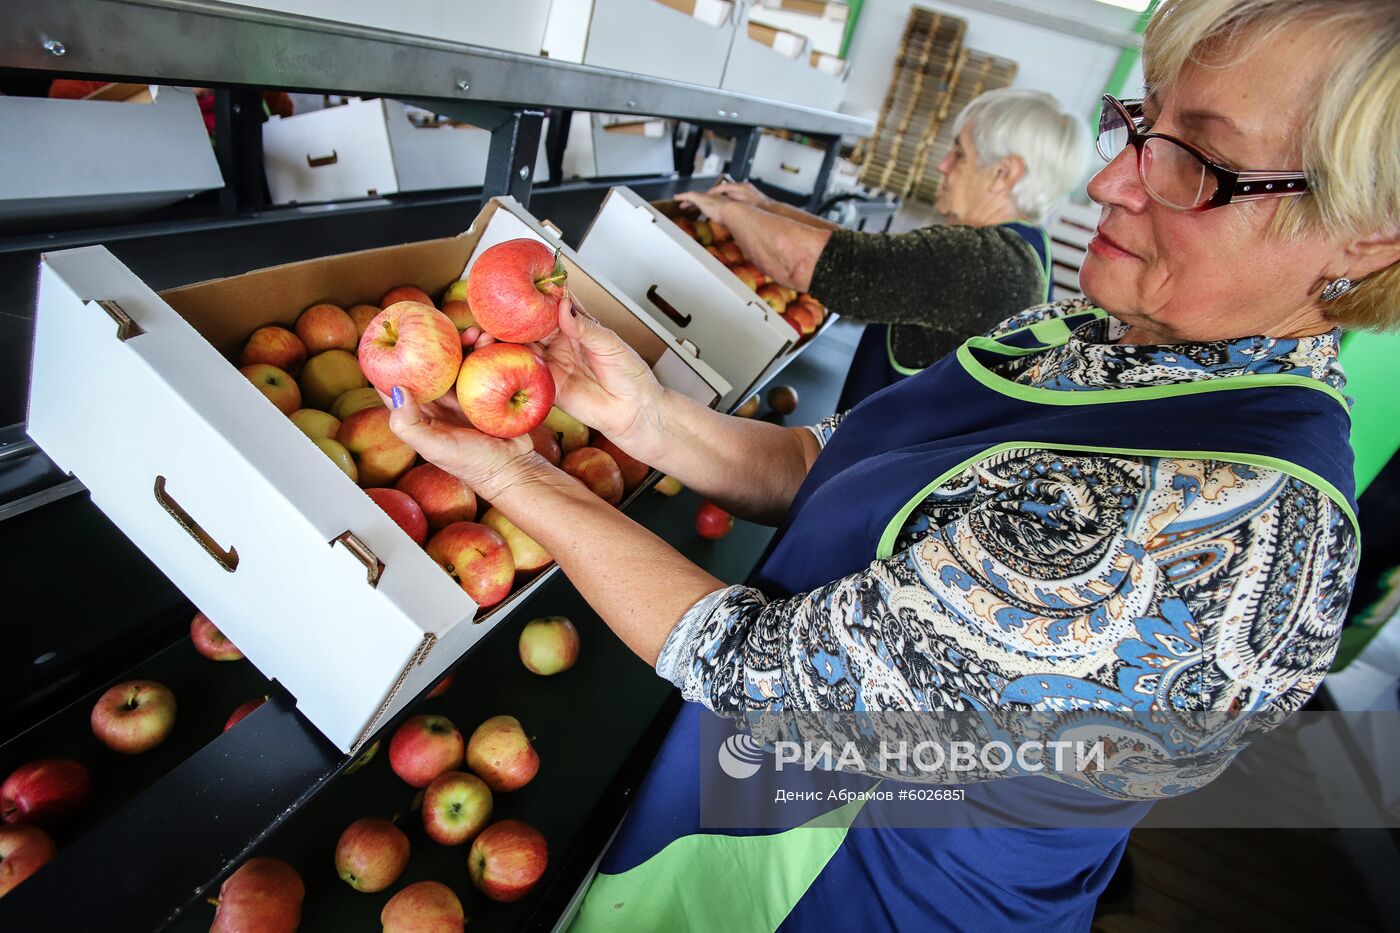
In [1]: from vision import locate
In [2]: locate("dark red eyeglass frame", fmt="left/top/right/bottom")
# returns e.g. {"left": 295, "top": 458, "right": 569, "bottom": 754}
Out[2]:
{"left": 1098, "top": 94, "right": 1310, "bottom": 212}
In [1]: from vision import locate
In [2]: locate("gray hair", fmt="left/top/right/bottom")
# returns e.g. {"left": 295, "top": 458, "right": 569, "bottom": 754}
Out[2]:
{"left": 952, "top": 88, "right": 1089, "bottom": 223}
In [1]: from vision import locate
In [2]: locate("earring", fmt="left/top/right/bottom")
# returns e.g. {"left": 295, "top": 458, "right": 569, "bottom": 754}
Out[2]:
{"left": 1321, "top": 277, "right": 1354, "bottom": 302}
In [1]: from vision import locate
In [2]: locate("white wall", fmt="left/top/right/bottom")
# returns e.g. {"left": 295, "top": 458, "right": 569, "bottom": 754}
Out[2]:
{"left": 840, "top": 0, "right": 1144, "bottom": 128}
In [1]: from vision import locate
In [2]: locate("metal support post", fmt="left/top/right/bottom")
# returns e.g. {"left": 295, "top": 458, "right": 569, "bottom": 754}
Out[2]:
{"left": 214, "top": 89, "right": 266, "bottom": 215}
{"left": 484, "top": 109, "right": 545, "bottom": 206}
{"left": 725, "top": 126, "right": 761, "bottom": 181}
{"left": 805, "top": 135, "right": 841, "bottom": 213}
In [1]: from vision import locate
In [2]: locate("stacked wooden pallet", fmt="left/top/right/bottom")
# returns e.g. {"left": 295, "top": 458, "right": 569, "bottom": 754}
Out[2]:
{"left": 907, "top": 50, "right": 1018, "bottom": 203}
{"left": 854, "top": 8, "right": 965, "bottom": 194}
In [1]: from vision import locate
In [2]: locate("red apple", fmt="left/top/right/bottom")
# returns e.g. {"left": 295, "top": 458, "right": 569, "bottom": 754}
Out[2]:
{"left": 239, "top": 363, "right": 301, "bottom": 415}
{"left": 466, "top": 239, "right": 566, "bottom": 343}
{"left": 0, "top": 825, "right": 56, "bottom": 898}
{"left": 705, "top": 244, "right": 727, "bottom": 262}
{"left": 422, "top": 770, "right": 492, "bottom": 846}
{"left": 673, "top": 216, "right": 697, "bottom": 238}
{"left": 779, "top": 285, "right": 799, "bottom": 303}
{"left": 339, "top": 406, "right": 416, "bottom": 487}
{"left": 780, "top": 311, "right": 803, "bottom": 337}
{"left": 224, "top": 697, "right": 266, "bottom": 732}
{"left": 366, "top": 488, "right": 429, "bottom": 546}
{"left": 211, "top": 857, "right": 304, "bottom": 933}
{"left": 562, "top": 447, "right": 624, "bottom": 506}
{"left": 465, "top": 715, "right": 538, "bottom": 792}
{"left": 730, "top": 263, "right": 760, "bottom": 291}
{"left": 191, "top": 610, "right": 243, "bottom": 661}
{"left": 795, "top": 293, "right": 826, "bottom": 323}
{"left": 695, "top": 501, "right": 733, "bottom": 540}
{"left": 330, "top": 386, "right": 383, "bottom": 420}
{"left": 710, "top": 219, "right": 732, "bottom": 242}
{"left": 719, "top": 241, "right": 743, "bottom": 263}
{"left": 442, "top": 299, "right": 476, "bottom": 335}
{"left": 396, "top": 463, "right": 477, "bottom": 531}
{"left": 240, "top": 326, "right": 307, "bottom": 374}
{"left": 767, "top": 385, "right": 799, "bottom": 415}
{"left": 481, "top": 508, "right": 551, "bottom": 572}
{"left": 349, "top": 303, "right": 382, "bottom": 338}
{"left": 335, "top": 817, "right": 409, "bottom": 893}
{"left": 427, "top": 673, "right": 454, "bottom": 698}
{"left": 90, "top": 680, "right": 176, "bottom": 754}
{"left": 654, "top": 475, "right": 683, "bottom": 496}
{"left": 455, "top": 342, "right": 555, "bottom": 439}
{"left": 592, "top": 436, "right": 650, "bottom": 493}
{"left": 381, "top": 285, "right": 435, "bottom": 309}
{"left": 518, "top": 616, "right": 579, "bottom": 676}
{"left": 358, "top": 301, "right": 462, "bottom": 403}
{"left": 468, "top": 819, "right": 548, "bottom": 902}
{"left": 527, "top": 424, "right": 562, "bottom": 466}
{"left": 389, "top": 714, "right": 465, "bottom": 788}
{"left": 296, "top": 303, "right": 358, "bottom": 354}
{"left": 289, "top": 408, "right": 339, "bottom": 441}
{"left": 381, "top": 880, "right": 465, "bottom": 933}
{"left": 1, "top": 760, "right": 90, "bottom": 827}
{"left": 314, "top": 437, "right": 358, "bottom": 482}
{"left": 544, "top": 407, "right": 589, "bottom": 454}
{"left": 300, "top": 349, "right": 368, "bottom": 410}
{"left": 756, "top": 283, "right": 788, "bottom": 313}
{"left": 426, "top": 522, "right": 515, "bottom": 608}
{"left": 786, "top": 302, "right": 818, "bottom": 337}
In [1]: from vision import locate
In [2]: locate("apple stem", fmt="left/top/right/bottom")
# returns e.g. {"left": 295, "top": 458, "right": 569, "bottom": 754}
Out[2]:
{"left": 208, "top": 897, "right": 221, "bottom": 907}
{"left": 534, "top": 271, "right": 568, "bottom": 289}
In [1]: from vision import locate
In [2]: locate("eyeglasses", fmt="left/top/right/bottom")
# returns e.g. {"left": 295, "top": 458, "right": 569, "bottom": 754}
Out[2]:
{"left": 1096, "top": 94, "right": 1309, "bottom": 212}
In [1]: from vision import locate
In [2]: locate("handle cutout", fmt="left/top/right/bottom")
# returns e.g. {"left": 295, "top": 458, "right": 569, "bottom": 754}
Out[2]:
{"left": 646, "top": 285, "right": 691, "bottom": 328}
{"left": 780, "top": 162, "right": 801, "bottom": 174}
{"left": 154, "top": 476, "right": 238, "bottom": 573}
{"left": 97, "top": 300, "right": 145, "bottom": 341}
{"left": 332, "top": 531, "right": 384, "bottom": 588}
{"left": 306, "top": 150, "right": 338, "bottom": 167}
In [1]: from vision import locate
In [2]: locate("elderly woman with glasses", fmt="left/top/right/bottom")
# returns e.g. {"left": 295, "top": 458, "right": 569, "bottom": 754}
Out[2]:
{"left": 678, "top": 88, "right": 1088, "bottom": 411}
{"left": 386, "top": 0, "right": 1399, "bottom": 928}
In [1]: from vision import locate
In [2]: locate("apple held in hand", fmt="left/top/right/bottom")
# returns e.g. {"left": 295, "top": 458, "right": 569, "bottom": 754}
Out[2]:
{"left": 397, "top": 463, "right": 477, "bottom": 531}
{"left": 695, "top": 501, "right": 733, "bottom": 540}
{"left": 91, "top": 680, "right": 176, "bottom": 754}
{"left": 239, "top": 364, "right": 300, "bottom": 415}
{"left": 366, "top": 488, "right": 429, "bottom": 546}
{"left": 224, "top": 697, "right": 266, "bottom": 732}
{"left": 331, "top": 386, "right": 383, "bottom": 421}
{"left": 210, "top": 857, "right": 304, "bottom": 933}
{"left": 335, "top": 817, "right": 410, "bottom": 893}
{"left": 456, "top": 342, "right": 555, "bottom": 439}
{"left": 296, "top": 303, "right": 359, "bottom": 354}
{"left": 289, "top": 408, "right": 340, "bottom": 441}
{"left": 466, "top": 239, "right": 567, "bottom": 343}
{"left": 0, "top": 825, "right": 56, "bottom": 898}
{"left": 339, "top": 407, "right": 416, "bottom": 487}
{"left": 427, "top": 522, "right": 515, "bottom": 607}
{"left": 381, "top": 285, "right": 435, "bottom": 309}
{"left": 481, "top": 508, "right": 551, "bottom": 573}
{"left": 466, "top": 715, "right": 539, "bottom": 793}
{"left": 518, "top": 616, "right": 579, "bottom": 676}
{"left": 468, "top": 819, "right": 548, "bottom": 903}
{"left": 358, "top": 302, "right": 462, "bottom": 403}
{"left": 301, "top": 349, "right": 368, "bottom": 411}
{"left": 543, "top": 407, "right": 589, "bottom": 454}
{"left": 422, "top": 770, "right": 492, "bottom": 846}
{"left": 240, "top": 326, "right": 307, "bottom": 375}
{"left": 562, "top": 447, "right": 624, "bottom": 506}
{"left": 592, "top": 436, "right": 650, "bottom": 493}
{"left": 191, "top": 611, "right": 243, "bottom": 661}
{"left": 382, "top": 880, "right": 465, "bottom": 933}
{"left": 389, "top": 714, "right": 465, "bottom": 788}
{"left": 1, "top": 760, "right": 90, "bottom": 827}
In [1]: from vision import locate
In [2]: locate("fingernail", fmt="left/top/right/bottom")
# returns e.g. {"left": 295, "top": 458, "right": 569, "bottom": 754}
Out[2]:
{"left": 391, "top": 386, "right": 405, "bottom": 409}
{"left": 570, "top": 306, "right": 578, "bottom": 318}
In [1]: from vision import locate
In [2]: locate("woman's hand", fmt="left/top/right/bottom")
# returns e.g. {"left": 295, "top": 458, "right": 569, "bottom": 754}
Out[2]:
{"left": 706, "top": 180, "right": 773, "bottom": 209}
{"left": 674, "top": 189, "right": 732, "bottom": 225}
{"left": 384, "top": 385, "right": 540, "bottom": 502}
{"left": 540, "top": 295, "right": 667, "bottom": 459}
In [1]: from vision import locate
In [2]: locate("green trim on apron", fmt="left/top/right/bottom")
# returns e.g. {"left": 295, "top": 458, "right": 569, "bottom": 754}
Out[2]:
{"left": 568, "top": 796, "right": 869, "bottom": 933}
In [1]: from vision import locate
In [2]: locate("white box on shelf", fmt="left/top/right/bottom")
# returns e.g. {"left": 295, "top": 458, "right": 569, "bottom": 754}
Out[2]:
{"left": 722, "top": 20, "right": 846, "bottom": 111}
{"left": 578, "top": 187, "right": 797, "bottom": 409}
{"left": 562, "top": 113, "right": 676, "bottom": 180}
{"left": 751, "top": 133, "right": 833, "bottom": 196}
{"left": 220, "top": 0, "right": 551, "bottom": 55}
{"left": 748, "top": 4, "right": 848, "bottom": 56}
{"left": 546, "top": 0, "right": 738, "bottom": 88}
{"left": 0, "top": 86, "right": 223, "bottom": 227}
{"left": 262, "top": 98, "right": 550, "bottom": 205}
{"left": 28, "top": 197, "right": 728, "bottom": 754}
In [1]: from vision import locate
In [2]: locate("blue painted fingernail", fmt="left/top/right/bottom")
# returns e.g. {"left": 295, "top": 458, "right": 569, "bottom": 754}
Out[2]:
{"left": 391, "top": 386, "right": 405, "bottom": 409}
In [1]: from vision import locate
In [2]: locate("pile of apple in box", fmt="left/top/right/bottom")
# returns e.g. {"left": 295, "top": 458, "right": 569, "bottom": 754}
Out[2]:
{"left": 237, "top": 238, "right": 649, "bottom": 609}
{"left": 668, "top": 211, "right": 829, "bottom": 344}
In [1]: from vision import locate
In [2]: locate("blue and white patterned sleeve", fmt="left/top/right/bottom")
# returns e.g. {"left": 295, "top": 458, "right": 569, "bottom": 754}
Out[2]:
{"left": 656, "top": 452, "right": 1355, "bottom": 724}
{"left": 803, "top": 412, "right": 846, "bottom": 449}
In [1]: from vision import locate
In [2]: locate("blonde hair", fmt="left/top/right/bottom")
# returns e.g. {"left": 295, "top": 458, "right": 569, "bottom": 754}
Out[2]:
{"left": 1144, "top": 0, "right": 1400, "bottom": 330}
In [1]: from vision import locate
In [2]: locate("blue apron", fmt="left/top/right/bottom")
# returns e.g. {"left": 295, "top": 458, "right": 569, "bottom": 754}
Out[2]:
{"left": 836, "top": 221, "right": 1054, "bottom": 413}
{"left": 573, "top": 310, "right": 1355, "bottom": 933}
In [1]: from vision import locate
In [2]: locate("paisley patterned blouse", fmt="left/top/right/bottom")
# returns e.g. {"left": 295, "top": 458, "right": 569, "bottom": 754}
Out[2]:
{"left": 657, "top": 301, "right": 1358, "bottom": 744}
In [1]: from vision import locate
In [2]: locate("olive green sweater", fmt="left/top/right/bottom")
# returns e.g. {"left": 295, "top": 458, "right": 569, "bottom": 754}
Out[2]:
{"left": 808, "top": 225, "right": 1046, "bottom": 371}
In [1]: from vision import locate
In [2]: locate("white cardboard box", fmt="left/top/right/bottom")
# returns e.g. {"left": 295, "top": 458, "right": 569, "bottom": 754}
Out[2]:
{"left": 578, "top": 188, "right": 796, "bottom": 409}
{"left": 28, "top": 197, "right": 728, "bottom": 754}
{"left": 751, "top": 133, "right": 833, "bottom": 196}
{"left": 545, "top": 0, "right": 738, "bottom": 88}
{"left": 221, "top": 0, "right": 551, "bottom": 55}
{"left": 0, "top": 86, "right": 223, "bottom": 227}
{"left": 722, "top": 17, "right": 847, "bottom": 111}
{"left": 561, "top": 113, "right": 676, "bottom": 181}
{"left": 749, "top": 4, "right": 849, "bottom": 56}
{"left": 262, "top": 98, "right": 550, "bottom": 205}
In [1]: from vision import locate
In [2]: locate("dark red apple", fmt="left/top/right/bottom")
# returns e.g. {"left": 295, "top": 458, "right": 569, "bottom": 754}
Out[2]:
{"left": 191, "top": 611, "right": 243, "bottom": 661}
{"left": 695, "top": 502, "right": 733, "bottom": 540}
{"left": 224, "top": 697, "right": 266, "bottom": 732}
{"left": 455, "top": 342, "right": 556, "bottom": 439}
{"left": 210, "top": 857, "right": 304, "bottom": 933}
{"left": 365, "top": 488, "right": 430, "bottom": 546}
{"left": 0, "top": 825, "right": 56, "bottom": 898}
{"left": 389, "top": 714, "right": 464, "bottom": 788}
{"left": 527, "top": 424, "right": 562, "bottom": 466}
{"left": 427, "top": 673, "right": 454, "bottom": 699}
{"left": 1, "top": 760, "right": 90, "bottom": 827}
{"left": 466, "top": 239, "right": 566, "bottom": 343}
{"left": 468, "top": 819, "right": 548, "bottom": 902}
{"left": 381, "top": 880, "right": 465, "bottom": 933}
